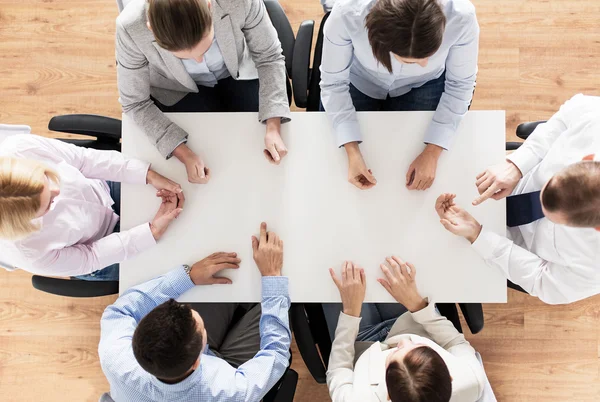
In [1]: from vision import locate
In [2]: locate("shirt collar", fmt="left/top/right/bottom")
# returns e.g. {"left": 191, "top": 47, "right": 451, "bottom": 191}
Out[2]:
{"left": 149, "top": 351, "right": 205, "bottom": 392}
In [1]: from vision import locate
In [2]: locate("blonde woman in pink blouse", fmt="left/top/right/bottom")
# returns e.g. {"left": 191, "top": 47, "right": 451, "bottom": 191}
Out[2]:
{"left": 0, "top": 134, "right": 184, "bottom": 281}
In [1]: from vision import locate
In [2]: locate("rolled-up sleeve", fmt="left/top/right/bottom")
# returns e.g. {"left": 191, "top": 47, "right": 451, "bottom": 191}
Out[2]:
{"left": 319, "top": 7, "right": 362, "bottom": 148}
{"left": 424, "top": 12, "right": 479, "bottom": 150}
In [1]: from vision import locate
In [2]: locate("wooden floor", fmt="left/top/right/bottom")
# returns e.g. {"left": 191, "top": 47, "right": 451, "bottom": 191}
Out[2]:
{"left": 1, "top": 1, "right": 599, "bottom": 401}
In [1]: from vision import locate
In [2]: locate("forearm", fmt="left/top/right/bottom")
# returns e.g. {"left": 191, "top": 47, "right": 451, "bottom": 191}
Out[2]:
{"left": 411, "top": 302, "right": 473, "bottom": 350}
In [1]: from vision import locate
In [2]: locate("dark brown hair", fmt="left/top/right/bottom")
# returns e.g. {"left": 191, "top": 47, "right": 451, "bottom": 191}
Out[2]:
{"left": 365, "top": 0, "right": 446, "bottom": 72}
{"left": 147, "top": 0, "right": 212, "bottom": 51}
{"left": 542, "top": 161, "right": 600, "bottom": 227}
{"left": 132, "top": 299, "right": 203, "bottom": 381}
{"left": 386, "top": 346, "right": 452, "bottom": 402}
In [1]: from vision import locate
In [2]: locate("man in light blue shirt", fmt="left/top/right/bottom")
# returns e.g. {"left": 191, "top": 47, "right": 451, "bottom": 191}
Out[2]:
{"left": 98, "top": 222, "right": 291, "bottom": 402}
{"left": 320, "top": 0, "right": 479, "bottom": 192}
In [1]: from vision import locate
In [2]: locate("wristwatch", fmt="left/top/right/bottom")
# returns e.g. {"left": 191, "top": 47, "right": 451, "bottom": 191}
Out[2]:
{"left": 183, "top": 264, "right": 192, "bottom": 279}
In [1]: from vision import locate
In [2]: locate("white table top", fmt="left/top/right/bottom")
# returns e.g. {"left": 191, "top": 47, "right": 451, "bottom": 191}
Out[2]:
{"left": 120, "top": 111, "right": 507, "bottom": 303}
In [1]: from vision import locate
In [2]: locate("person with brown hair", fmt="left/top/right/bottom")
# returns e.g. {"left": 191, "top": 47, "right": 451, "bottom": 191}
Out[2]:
{"left": 435, "top": 94, "right": 600, "bottom": 304}
{"left": 320, "top": 0, "right": 479, "bottom": 191}
{"left": 0, "top": 134, "right": 183, "bottom": 280}
{"left": 116, "top": 0, "right": 291, "bottom": 185}
{"left": 326, "top": 258, "right": 486, "bottom": 402}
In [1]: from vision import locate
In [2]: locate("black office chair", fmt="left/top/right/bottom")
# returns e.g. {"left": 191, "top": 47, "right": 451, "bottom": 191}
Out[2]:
{"left": 263, "top": 0, "right": 315, "bottom": 108}
{"left": 291, "top": 301, "right": 484, "bottom": 384}
{"left": 30, "top": 114, "right": 122, "bottom": 297}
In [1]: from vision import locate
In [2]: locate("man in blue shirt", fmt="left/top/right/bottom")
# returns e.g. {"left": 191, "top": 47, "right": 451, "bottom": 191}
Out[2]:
{"left": 98, "top": 222, "right": 291, "bottom": 402}
{"left": 320, "top": 0, "right": 479, "bottom": 191}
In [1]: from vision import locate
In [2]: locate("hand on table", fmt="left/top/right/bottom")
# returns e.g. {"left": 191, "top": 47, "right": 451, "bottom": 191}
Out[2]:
{"left": 378, "top": 256, "right": 427, "bottom": 313}
{"left": 264, "top": 118, "right": 288, "bottom": 165}
{"left": 329, "top": 261, "right": 366, "bottom": 318}
{"left": 345, "top": 142, "right": 377, "bottom": 190}
{"left": 472, "top": 160, "right": 523, "bottom": 205}
{"left": 252, "top": 222, "right": 284, "bottom": 276}
{"left": 172, "top": 143, "right": 210, "bottom": 184}
{"left": 150, "top": 190, "right": 183, "bottom": 240}
{"left": 406, "top": 144, "right": 443, "bottom": 191}
{"left": 435, "top": 193, "right": 482, "bottom": 243}
{"left": 190, "top": 252, "right": 241, "bottom": 285}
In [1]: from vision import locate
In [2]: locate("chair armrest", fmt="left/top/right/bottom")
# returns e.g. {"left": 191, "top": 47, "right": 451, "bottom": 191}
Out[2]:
{"left": 31, "top": 275, "right": 119, "bottom": 297}
{"left": 290, "top": 304, "right": 328, "bottom": 383}
{"left": 292, "top": 20, "right": 314, "bottom": 109}
{"left": 263, "top": 0, "right": 295, "bottom": 76}
{"left": 458, "top": 303, "right": 484, "bottom": 334}
{"left": 48, "top": 114, "right": 122, "bottom": 141}
{"left": 435, "top": 303, "right": 463, "bottom": 333}
{"left": 506, "top": 141, "right": 523, "bottom": 151}
{"left": 516, "top": 120, "right": 546, "bottom": 140}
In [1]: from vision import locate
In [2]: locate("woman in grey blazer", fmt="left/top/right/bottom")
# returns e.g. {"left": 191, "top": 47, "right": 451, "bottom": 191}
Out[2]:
{"left": 116, "top": 0, "right": 291, "bottom": 183}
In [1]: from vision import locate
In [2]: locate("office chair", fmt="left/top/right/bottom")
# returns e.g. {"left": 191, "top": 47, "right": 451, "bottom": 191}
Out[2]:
{"left": 29, "top": 114, "right": 122, "bottom": 297}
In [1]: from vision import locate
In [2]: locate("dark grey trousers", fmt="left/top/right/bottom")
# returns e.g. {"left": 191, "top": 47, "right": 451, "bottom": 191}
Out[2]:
{"left": 189, "top": 303, "right": 262, "bottom": 368}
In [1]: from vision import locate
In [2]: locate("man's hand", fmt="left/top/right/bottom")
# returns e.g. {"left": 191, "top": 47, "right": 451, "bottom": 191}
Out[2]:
{"left": 378, "top": 256, "right": 427, "bottom": 313}
{"left": 435, "top": 193, "right": 482, "bottom": 243}
{"left": 263, "top": 118, "right": 288, "bottom": 165}
{"left": 345, "top": 142, "right": 377, "bottom": 190}
{"left": 146, "top": 170, "right": 182, "bottom": 194}
{"left": 406, "top": 144, "right": 443, "bottom": 191}
{"left": 472, "top": 160, "right": 523, "bottom": 205}
{"left": 251, "top": 222, "right": 284, "bottom": 276}
{"left": 189, "top": 252, "right": 241, "bottom": 285}
{"left": 150, "top": 190, "right": 183, "bottom": 240}
{"left": 172, "top": 143, "right": 210, "bottom": 184}
{"left": 329, "top": 261, "right": 366, "bottom": 317}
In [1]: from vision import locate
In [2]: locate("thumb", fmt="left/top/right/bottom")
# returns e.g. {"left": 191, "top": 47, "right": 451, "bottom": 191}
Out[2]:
{"left": 167, "top": 207, "right": 183, "bottom": 221}
{"left": 196, "top": 163, "right": 206, "bottom": 179}
{"left": 268, "top": 144, "right": 280, "bottom": 162}
{"left": 251, "top": 236, "right": 259, "bottom": 252}
{"left": 209, "top": 276, "right": 232, "bottom": 285}
{"left": 329, "top": 268, "right": 341, "bottom": 289}
{"left": 440, "top": 219, "right": 459, "bottom": 234}
{"left": 365, "top": 168, "right": 377, "bottom": 184}
{"left": 406, "top": 165, "right": 415, "bottom": 185}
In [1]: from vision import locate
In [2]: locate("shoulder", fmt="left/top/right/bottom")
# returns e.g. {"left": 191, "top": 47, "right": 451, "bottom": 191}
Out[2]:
{"left": 326, "top": 0, "right": 373, "bottom": 33}
{"left": 0, "top": 134, "right": 47, "bottom": 157}
{"left": 116, "top": 0, "right": 148, "bottom": 35}
{"left": 443, "top": 0, "right": 477, "bottom": 24}
{"left": 559, "top": 93, "right": 600, "bottom": 122}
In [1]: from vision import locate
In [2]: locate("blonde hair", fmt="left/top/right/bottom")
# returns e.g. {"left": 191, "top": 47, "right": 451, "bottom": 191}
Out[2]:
{"left": 0, "top": 157, "right": 60, "bottom": 240}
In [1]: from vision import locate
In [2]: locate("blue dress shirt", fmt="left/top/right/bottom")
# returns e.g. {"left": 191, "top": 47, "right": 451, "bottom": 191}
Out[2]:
{"left": 182, "top": 38, "right": 231, "bottom": 87}
{"left": 99, "top": 266, "right": 291, "bottom": 402}
{"left": 320, "top": 0, "right": 479, "bottom": 149}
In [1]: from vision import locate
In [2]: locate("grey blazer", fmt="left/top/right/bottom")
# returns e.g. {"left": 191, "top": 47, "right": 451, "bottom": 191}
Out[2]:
{"left": 116, "top": 0, "right": 291, "bottom": 157}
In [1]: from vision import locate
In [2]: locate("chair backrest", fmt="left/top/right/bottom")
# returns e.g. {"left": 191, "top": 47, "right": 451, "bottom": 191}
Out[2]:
{"left": 475, "top": 353, "right": 498, "bottom": 402}
{"left": 116, "top": 0, "right": 132, "bottom": 13}
{"left": 263, "top": 0, "right": 295, "bottom": 77}
{"left": 306, "top": 12, "right": 330, "bottom": 111}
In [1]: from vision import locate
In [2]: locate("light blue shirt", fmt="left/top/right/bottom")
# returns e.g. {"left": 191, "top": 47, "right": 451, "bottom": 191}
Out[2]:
{"left": 99, "top": 266, "right": 291, "bottom": 402}
{"left": 182, "top": 38, "right": 230, "bottom": 87}
{"left": 320, "top": 0, "right": 479, "bottom": 149}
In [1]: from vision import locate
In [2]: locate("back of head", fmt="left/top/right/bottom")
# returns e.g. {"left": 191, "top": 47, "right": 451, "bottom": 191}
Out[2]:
{"left": 147, "top": 0, "right": 212, "bottom": 51}
{"left": 386, "top": 346, "right": 452, "bottom": 402}
{"left": 542, "top": 161, "right": 600, "bottom": 227}
{"left": 365, "top": 0, "right": 446, "bottom": 72}
{"left": 0, "top": 157, "right": 58, "bottom": 240}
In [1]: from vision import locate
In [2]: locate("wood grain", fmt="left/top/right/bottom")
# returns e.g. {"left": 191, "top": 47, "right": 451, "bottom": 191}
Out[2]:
{"left": 1, "top": 0, "right": 600, "bottom": 401}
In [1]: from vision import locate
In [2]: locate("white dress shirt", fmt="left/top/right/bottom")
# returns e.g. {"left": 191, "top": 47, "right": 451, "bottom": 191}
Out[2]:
{"left": 472, "top": 94, "right": 600, "bottom": 304}
{"left": 0, "top": 134, "right": 155, "bottom": 277}
{"left": 320, "top": 0, "right": 479, "bottom": 148}
{"left": 326, "top": 302, "right": 486, "bottom": 402}
{"left": 181, "top": 37, "right": 230, "bottom": 87}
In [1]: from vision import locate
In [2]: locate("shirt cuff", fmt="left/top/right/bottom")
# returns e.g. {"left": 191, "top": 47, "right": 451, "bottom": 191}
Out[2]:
{"left": 259, "top": 105, "right": 292, "bottom": 125}
{"left": 335, "top": 120, "right": 363, "bottom": 148}
{"left": 506, "top": 147, "right": 540, "bottom": 177}
{"left": 471, "top": 230, "right": 504, "bottom": 261}
{"left": 423, "top": 122, "right": 455, "bottom": 151}
{"left": 165, "top": 265, "right": 195, "bottom": 295}
{"left": 261, "top": 276, "right": 289, "bottom": 298}
{"left": 409, "top": 300, "right": 438, "bottom": 324}
{"left": 128, "top": 223, "right": 157, "bottom": 254}
{"left": 125, "top": 159, "right": 151, "bottom": 184}
{"left": 338, "top": 311, "right": 362, "bottom": 327}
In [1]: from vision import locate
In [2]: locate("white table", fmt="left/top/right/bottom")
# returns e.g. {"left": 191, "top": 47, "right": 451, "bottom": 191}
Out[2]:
{"left": 121, "top": 111, "right": 507, "bottom": 303}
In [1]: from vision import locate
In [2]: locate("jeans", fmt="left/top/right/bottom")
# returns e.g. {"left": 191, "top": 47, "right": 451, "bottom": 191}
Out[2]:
{"left": 72, "top": 181, "right": 121, "bottom": 281}
{"left": 322, "top": 303, "right": 408, "bottom": 342}
{"left": 320, "top": 71, "right": 446, "bottom": 112}
{"left": 154, "top": 76, "right": 260, "bottom": 113}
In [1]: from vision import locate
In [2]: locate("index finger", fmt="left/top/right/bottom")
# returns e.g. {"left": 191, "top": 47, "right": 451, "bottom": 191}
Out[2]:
{"left": 472, "top": 185, "right": 497, "bottom": 206}
{"left": 176, "top": 191, "right": 186, "bottom": 209}
{"left": 259, "top": 222, "right": 267, "bottom": 244}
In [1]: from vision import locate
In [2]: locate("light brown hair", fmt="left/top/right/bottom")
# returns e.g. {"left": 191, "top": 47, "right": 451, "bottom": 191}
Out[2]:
{"left": 147, "top": 0, "right": 212, "bottom": 52}
{"left": 542, "top": 161, "right": 600, "bottom": 227}
{"left": 0, "top": 157, "right": 60, "bottom": 240}
{"left": 386, "top": 346, "right": 452, "bottom": 402}
{"left": 365, "top": 0, "right": 446, "bottom": 72}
